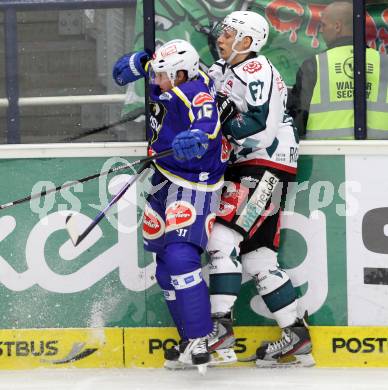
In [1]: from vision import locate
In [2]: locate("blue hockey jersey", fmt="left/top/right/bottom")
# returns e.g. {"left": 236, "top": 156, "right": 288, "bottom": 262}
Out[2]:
{"left": 148, "top": 71, "right": 227, "bottom": 191}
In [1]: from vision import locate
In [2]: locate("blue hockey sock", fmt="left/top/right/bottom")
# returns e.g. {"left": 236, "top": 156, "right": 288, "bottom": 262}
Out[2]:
{"left": 155, "top": 255, "right": 185, "bottom": 339}
{"left": 164, "top": 243, "right": 212, "bottom": 339}
{"left": 173, "top": 274, "right": 212, "bottom": 339}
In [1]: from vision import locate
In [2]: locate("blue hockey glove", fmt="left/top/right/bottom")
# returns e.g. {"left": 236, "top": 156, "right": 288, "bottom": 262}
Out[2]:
{"left": 112, "top": 51, "right": 150, "bottom": 86}
{"left": 172, "top": 129, "right": 209, "bottom": 161}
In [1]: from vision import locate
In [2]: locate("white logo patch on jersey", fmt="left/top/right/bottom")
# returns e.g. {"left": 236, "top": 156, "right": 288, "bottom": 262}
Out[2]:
{"left": 159, "top": 92, "right": 173, "bottom": 101}
{"left": 236, "top": 171, "right": 279, "bottom": 233}
{"left": 199, "top": 172, "right": 210, "bottom": 181}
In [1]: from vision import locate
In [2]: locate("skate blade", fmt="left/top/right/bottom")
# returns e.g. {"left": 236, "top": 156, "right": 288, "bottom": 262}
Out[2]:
{"left": 238, "top": 353, "right": 256, "bottom": 363}
{"left": 164, "top": 348, "right": 237, "bottom": 370}
{"left": 255, "top": 353, "right": 316, "bottom": 368}
{"left": 164, "top": 359, "right": 208, "bottom": 375}
{"left": 209, "top": 348, "right": 237, "bottom": 366}
{"left": 197, "top": 364, "right": 208, "bottom": 375}
{"left": 164, "top": 360, "right": 194, "bottom": 370}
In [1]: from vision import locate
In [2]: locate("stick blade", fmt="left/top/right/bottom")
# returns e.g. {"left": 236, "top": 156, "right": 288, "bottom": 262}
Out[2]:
{"left": 66, "top": 213, "right": 81, "bottom": 246}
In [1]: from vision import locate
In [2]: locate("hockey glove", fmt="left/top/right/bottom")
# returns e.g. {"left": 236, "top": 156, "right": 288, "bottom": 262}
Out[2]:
{"left": 112, "top": 51, "right": 150, "bottom": 86}
{"left": 216, "top": 92, "right": 237, "bottom": 125}
{"left": 172, "top": 129, "right": 209, "bottom": 161}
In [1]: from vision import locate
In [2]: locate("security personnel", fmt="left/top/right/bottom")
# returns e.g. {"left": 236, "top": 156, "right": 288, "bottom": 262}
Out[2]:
{"left": 288, "top": 1, "right": 388, "bottom": 139}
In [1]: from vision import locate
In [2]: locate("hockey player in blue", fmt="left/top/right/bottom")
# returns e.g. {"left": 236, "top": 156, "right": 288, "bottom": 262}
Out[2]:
{"left": 113, "top": 39, "right": 230, "bottom": 371}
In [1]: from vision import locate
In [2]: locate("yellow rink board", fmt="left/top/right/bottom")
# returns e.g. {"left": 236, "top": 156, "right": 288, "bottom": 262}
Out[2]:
{"left": 0, "top": 328, "right": 123, "bottom": 369}
{"left": 125, "top": 326, "right": 388, "bottom": 368}
{"left": 2, "top": 327, "right": 388, "bottom": 369}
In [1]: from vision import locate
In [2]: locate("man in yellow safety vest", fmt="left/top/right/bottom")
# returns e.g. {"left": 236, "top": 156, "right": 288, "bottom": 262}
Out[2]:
{"left": 287, "top": 1, "right": 388, "bottom": 139}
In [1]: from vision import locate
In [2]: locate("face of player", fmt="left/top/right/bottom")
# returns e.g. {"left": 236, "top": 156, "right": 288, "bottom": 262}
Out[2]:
{"left": 152, "top": 70, "right": 187, "bottom": 92}
{"left": 216, "top": 25, "right": 237, "bottom": 61}
{"left": 153, "top": 72, "right": 174, "bottom": 92}
{"left": 216, "top": 24, "right": 251, "bottom": 65}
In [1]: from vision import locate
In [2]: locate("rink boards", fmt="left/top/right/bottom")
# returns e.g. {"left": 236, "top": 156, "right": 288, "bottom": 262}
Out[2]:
{"left": 1, "top": 326, "right": 388, "bottom": 369}
{"left": 2, "top": 142, "right": 388, "bottom": 370}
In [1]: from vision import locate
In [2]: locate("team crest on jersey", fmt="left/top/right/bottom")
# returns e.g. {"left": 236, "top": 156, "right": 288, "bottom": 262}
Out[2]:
{"left": 205, "top": 213, "right": 216, "bottom": 238}
{"left": 143, "top": 205, "right": 165, "bottom": 240}
{"left": 192, "top": 92, "right": 214, "bottom": 107}
{"left": 243, "top": 61, "right": 262, "bottom": 74}
{"left": 165, "top": 201, "right": 196, "bottom": 232}
{"left": 221, "top": 136, "right": 232, "bottom": 163}
{"left": 150, "top": 101, "right": 167, "bottom": 143}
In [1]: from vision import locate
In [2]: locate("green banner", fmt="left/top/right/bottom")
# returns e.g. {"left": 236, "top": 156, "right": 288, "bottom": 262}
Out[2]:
{"left": 0, "top": 157, "right": 159, "bottom": 329}
{"left": 122, "top": 0, "right": 388, "bottom": 116}
{"left": 0, "top": 154, "right": 350, "bottom": 329}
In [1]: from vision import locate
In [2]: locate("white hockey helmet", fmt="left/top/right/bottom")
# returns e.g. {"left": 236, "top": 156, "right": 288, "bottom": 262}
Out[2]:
{"left": 220, "top": 10, "right": 269, "bottom": 54}
{"left": 150, "top": 39, "right": 200, "bottom": 83}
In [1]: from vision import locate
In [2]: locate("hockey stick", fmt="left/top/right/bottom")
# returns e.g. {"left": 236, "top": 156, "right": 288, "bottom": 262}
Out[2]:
{"left": 61, "top": 109, "right": 145, "bottom": 142}
{"left": 66, "top": 160, "right": 151, "bottom": 247}
{"left": 0, "top": 148, "right": 172, "bottom": 211}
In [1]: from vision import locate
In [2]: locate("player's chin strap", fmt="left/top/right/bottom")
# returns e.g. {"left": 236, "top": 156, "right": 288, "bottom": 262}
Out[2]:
{"left": 225, "top": 37, "right": 254, "bottom": 65}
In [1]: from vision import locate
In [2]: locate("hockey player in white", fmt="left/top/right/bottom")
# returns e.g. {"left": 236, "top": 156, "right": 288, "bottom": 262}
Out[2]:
{"left": 206, "top": 10, "right": 315, "bottom": 367}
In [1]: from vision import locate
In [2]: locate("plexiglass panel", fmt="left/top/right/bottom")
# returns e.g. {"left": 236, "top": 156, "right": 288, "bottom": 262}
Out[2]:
{"left": 365, "top": 1, "right": 388, "bottom": 139}
{"left": 1, "top": 3, "right": 143, "bottom": 144}
{"left": 2, "top": 1, "right": 388, "bottom": 143}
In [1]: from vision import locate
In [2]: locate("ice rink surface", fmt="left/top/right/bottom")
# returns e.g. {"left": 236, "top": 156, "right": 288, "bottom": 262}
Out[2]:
{"left": 1, "top": 367, "right": 388, "bottom": 390}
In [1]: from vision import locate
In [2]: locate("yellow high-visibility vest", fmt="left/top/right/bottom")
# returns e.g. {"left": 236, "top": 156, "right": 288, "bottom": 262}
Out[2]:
{"left": 306, "top": 45, "right": 388, "bottom": 139}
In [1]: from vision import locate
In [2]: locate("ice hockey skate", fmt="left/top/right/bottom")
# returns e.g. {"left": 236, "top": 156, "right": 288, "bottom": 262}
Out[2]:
{"left": 208, "top": 313, "right": 236, "bottom": 351}
{"left": 165, "top": 337, "right": 210, "bottom": 375}
{"left": 207, "top": 313, "right": 238, "bottom": 365}
{"left": 164, "top": 314, "right": 237, "bottom": 370}
{"left": 254, "top": 316, "right": 315, "bottom": 368}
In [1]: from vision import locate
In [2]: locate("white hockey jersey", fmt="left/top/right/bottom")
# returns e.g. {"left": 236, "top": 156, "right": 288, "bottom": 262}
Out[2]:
{"left": 208, "top": 56, "right": 298, "bottom": 174}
